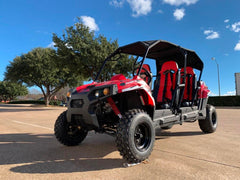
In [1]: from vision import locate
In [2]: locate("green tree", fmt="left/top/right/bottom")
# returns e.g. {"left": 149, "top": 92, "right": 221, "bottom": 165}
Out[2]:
{"left": 5, "top": 48, "right": 82, "bottom": 106}
{"left": 0, "top": 81, "right": 28, "bottom": 102}
{"left": 53, "top": 18, "right": 134, "bottom": 82}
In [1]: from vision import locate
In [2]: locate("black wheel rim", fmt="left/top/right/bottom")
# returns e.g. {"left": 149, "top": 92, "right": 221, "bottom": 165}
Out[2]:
{"left": 134, "top": 123, "right": 151, "bottom": 152}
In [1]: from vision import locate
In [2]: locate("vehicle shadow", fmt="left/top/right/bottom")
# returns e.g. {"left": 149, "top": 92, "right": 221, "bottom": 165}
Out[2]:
{"left": 0, "top": 133, "right": 124, "bottom": 174}
{"left": 1, "top": 129, "right": 203, "bottom": 174}
{"left": 0, "top": 104, "right": 28, "bottom": 107}
{"left": 155, "top": 128, "right": 203, "bottom": 139}
{"left": 0, "top": 104, "right": 63, "bottom": 112}
{"left": 0, "top": 109, "right": 54, "bottom": 112}
{"left": 159, "top": 131, "right": 203, "bottom": 137}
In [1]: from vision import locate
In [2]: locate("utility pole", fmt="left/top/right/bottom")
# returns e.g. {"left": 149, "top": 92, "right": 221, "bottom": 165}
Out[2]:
{"left": 211, "top": 57, "right": 221, "bottom": 96}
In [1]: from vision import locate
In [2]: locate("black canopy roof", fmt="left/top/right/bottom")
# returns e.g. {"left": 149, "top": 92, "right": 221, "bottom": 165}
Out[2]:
{"left": 115, "top": 40, "right": 204, "bottom": 71}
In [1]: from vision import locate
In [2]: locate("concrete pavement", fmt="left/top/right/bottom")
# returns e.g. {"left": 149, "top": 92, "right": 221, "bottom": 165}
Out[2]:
{"left": 0, "top": 104, "right": 239, "bottom": 179}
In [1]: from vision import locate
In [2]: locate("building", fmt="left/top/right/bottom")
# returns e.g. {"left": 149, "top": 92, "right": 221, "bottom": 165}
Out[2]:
{"left": 235, "top": 73, "right": 240, "bottom": 96}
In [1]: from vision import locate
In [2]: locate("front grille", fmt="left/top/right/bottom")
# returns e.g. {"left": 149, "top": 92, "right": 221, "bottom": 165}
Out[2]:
{"left": 70, "top": 99, "right": 84, "bottom": 108}
{"left": 71, "top": 114, "right": 89, "bottom": 128}
{"left": 71, "top": 114, "right": 83, "bottom": 121}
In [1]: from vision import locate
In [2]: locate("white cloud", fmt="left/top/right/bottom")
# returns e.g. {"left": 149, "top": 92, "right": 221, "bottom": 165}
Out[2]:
{"left": 80, "top": 16, "right": 99, "bottom": 31}
{"left": 158, "top": 9, "right": 164, "bottom": 14}
{"left": 223, "top": 91, "right": 236, "bottom": 96}
{"left": 173, "top": 8, "right": 185, "bottom": 20}
{"left": 65, "top": 43, "right": 73, "bottom": 49}
{"left": 234, "top": 41, "right": 240, "bottom": 51}
{"left": 163, "top": 0, "right": 198, "bottom": 6}
{"left": 110, "top": 0, "right": 125, "bottom": 7}
{"left": 209, "top": 91, "right": 217, "bottom": 96}
{"left": 126, "top": 0, "right": 152, "bottom": 17}
{"left": 204, "top": 30, "right": 219, "bottom": 40}
{"left": 47, "top": 42, "right": 56, "bottom": 48}
{"left": 231, "top": 21, "right": 240, "bottom": 33}
{"left": 224, "top": 19, "right": 229, "bottom": 23}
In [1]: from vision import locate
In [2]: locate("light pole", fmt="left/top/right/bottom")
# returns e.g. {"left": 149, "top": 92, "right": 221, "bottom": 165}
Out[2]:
{"left": 211, "top": 57, "right": 221, "bottom": 96}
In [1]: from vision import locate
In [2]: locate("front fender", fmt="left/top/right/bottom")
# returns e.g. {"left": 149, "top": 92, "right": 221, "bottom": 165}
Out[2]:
{"left": 138, "top": 89, "right": 155, "bottom": 107}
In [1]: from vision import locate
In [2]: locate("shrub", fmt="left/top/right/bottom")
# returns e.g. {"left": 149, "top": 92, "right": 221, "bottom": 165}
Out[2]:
{"left": 8, "top": 100, "right": 62, "bottom": 106}
{"left": 208, "top": 96, "right": 240, "bottom": 106}
{"left": 8, "top": 100, "right": 45, "bottom": 104}
{"left": 49, "top": 100, "right": 62, "bottom": 106}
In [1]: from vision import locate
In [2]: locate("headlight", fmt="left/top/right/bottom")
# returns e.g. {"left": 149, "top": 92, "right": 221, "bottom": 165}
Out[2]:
{"left": 67, "top": 91, "right": 71, "bottom": 98}
{"left": 103, "top": 88, "right": 110, "bottom": 96}
{"left": 94, "top": 87, "right": 110, "bottom": 98}
{"left": 95, "top": 90, "right": 100, "bottom": 97}
{"left": 88, "top": 86, "right": 117, "bottom": 101}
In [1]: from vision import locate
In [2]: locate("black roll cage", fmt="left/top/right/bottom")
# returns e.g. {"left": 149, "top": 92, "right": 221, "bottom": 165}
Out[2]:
{"left": 95, "top": 40, "right": 203, "bottom": 82}
{"left": 94, "top": 40, "right": 204, "bottom": 109}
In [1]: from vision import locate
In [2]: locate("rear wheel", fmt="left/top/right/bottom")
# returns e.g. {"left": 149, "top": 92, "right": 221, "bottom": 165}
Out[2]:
{"left": 54, "top": 111, "right": 88, "bottom": 146}
{"left": 198, "top": 105, "right": 217, "bottom": 133}
{"left": 116, "top": 109, "right": 155, "bottom": 163}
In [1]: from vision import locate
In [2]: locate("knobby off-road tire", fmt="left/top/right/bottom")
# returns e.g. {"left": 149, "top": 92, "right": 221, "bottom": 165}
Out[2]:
{"left": 116, "top": 109, "right": 155, "bottom": 163}
{"left": 198, "top": 105, "right": 217, "bottom": 133}
{"left": 54, "top": 111, "right": 88, "bottom": 146}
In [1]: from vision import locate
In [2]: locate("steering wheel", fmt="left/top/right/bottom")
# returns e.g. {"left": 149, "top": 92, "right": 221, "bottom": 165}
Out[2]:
{"left": 133, "top": 66, "right": 152, "bottom": 84}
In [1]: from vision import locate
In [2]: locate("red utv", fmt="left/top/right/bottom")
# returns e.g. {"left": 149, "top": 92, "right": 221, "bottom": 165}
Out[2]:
{"left": 54, "top": 40, "right": 217, "bottom": 163}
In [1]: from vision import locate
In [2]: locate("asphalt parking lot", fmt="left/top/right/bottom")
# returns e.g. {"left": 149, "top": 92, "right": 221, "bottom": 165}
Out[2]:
{"left": 0, "top": 104, "right": 240, "bottom": 180}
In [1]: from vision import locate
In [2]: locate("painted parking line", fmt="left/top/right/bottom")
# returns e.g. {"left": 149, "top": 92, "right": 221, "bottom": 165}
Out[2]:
{"left": 12, "top": 120, "right": 52, "bottom": 130}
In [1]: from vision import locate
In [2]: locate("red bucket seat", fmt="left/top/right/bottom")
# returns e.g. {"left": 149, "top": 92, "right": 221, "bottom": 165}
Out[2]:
{"left": 153, "top": 61, "right": 178, "bottom": 108}
{"left": 180, "top": 67, "right": 197, "bottom": 104}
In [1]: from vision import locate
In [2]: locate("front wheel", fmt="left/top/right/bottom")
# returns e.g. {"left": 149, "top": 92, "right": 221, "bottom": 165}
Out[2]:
{"left": 116, "top": 109, "right": 155, "bottom": 163}
{"left": 198, "top": 105, "right": 217, "bottom": 133}
{"left": 54, "top": 111, "right": 88, "bottom": 146}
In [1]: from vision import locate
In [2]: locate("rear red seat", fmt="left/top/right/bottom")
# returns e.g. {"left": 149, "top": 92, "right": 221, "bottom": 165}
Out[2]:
{"left": 180, "top": 67, "right": 196, "bottom": 103}
{"left": 153, "top": 61, "right": 178, "bottom": 107}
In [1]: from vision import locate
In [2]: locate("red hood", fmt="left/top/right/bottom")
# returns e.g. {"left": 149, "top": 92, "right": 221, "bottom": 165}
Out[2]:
{"left": 75, "top": 74, "right": 154, "bottom": 107}
{"left": 76, "top": 74, "right": 140, "bottom": 93}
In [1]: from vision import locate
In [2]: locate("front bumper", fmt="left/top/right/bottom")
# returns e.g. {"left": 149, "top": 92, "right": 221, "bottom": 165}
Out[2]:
{"left": 66, "top": 84, "right": 118, "bottom": 129}
{"left": 67, "top": 92, "right": 100, "bottom": 128}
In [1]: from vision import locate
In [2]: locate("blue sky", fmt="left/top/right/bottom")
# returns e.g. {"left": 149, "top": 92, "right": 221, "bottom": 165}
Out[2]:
{"left": 0, "top": 0, "right": 240, "bottom": 96}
